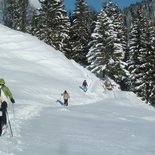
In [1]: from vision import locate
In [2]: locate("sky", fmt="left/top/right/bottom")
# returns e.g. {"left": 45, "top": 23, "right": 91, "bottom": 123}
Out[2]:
{"left": 30, "top": 0, "right": 143, "bottom": 11}
{"left": 0, "top": 24, "right": 155, "bottom": 154}
{"left": 64, "top": 0, "right": 143, "bottom": 11}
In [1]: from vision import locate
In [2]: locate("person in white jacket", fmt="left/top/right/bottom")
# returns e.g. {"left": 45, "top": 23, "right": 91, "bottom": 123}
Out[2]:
{"left": 62, "top": 90, "right": 70, "bottom": 106}
{"left": 0, "top": 79, "right": 15, "bottom": 136}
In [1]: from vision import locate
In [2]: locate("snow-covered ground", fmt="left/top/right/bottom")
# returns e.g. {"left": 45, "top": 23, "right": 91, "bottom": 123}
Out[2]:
{"left": 0, "top": 25, "right": 155, "bottom": 155}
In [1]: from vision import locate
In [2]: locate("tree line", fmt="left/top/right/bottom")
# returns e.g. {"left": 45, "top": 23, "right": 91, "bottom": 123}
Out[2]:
{"left": 1, "top": 0, "right": 155, "bottom": 106}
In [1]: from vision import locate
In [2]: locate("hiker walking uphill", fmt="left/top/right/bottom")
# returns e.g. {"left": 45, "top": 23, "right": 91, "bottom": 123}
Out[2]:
{"left": 0, "top": 79, "right": 15, "bottom": 136}
{"left": 82, "top": 80, "right": 88, "bottom": 92}
{"left": 62, "top": 90, "right": 70, "bottom": 106}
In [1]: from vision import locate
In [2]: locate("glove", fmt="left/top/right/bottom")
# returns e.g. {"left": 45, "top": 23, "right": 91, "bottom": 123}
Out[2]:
{"left": 10, "top": 98, "right": 15, "bottom": 103}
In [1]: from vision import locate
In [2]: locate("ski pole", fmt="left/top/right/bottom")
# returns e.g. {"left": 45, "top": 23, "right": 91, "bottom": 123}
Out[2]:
{"left": 6, "top": 111, "right": 13, "bottom": 137}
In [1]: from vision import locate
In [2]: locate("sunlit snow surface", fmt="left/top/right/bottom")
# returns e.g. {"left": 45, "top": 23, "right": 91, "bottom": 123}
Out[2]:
{"left": 0, "top": 25, "right": 155, "bottom": 155}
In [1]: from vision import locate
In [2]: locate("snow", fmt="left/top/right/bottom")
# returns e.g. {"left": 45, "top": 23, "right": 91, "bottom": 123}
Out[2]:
{"left": 0, "top": 24, "right": 155, "bottom": 155}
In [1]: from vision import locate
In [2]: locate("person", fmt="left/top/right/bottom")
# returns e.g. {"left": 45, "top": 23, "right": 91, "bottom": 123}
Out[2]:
{"left": 82, "top": 80, "right": 88, "bottom": 92}
{"left": 61, "top": 90, "right": 70, "bottom": 106}
{"left": 0, "top": 78, "right": 15, "bottom": 136}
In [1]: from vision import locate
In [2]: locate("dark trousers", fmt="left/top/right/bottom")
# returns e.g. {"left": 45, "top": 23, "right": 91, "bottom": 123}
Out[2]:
{"left": 2, "top": 110, "right": 7, "bottom": 125}
{"left": 0, "top": 116, "right": 2, "bottom": 136}
{"left": 1, "top": 101, "right": 7, "bottom": 125}
{"left": 0, "top": 101, "right": 8, "bottom": 136}
{"left": 64, "top": 99, "right": 68, "bottom": 106}
{"left": 0, "top": 110, "right": 7, "bottom": 136}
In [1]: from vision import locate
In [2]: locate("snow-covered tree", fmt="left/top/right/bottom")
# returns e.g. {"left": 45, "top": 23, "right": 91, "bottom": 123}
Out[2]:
{"left": 87, "top": 10, "right": 114, "bottom": 79}
{"left": 3, "top": 0, "right": 19, "bottom": 29}
{"left": 103, "top": 1, "right": 128, "bottom": 84}
{"left": 3, "top": 0, "right": 29, "bottom": 32}
{"left": 140, "top": 22, "right": 155, "bottom": 105}
{"left": 128, "top": 11, "right": 148, "bottom": 96}
{"left": 128, "top": 11, "right": 155, "bottom": 105}
{"left": 87, "top": 1, "right": 127, "bottom": 87}
{"left": 16, "top": 0, "right": 29, "bottom": 32}
{"left": 148, "top": 26, "right": 155, "bottom": 106}
{"left": 70, "top": 0, "right": 94, "bottom": 65}
{"left": 31, "top": 0, "right": 70, "bottom": 52}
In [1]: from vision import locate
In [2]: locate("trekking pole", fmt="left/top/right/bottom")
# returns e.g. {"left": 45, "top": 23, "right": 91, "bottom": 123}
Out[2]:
{"left": 60, "top": 94, "right": 64, "bottom": 106}
{"left": 60, "top": 93, "right": 63, "bottom": 101}
{"left": 12, "top": 103, "right": 15, "bottom": 119}
{"left": 6, "top": 111, "right": 13, "bottom": 137}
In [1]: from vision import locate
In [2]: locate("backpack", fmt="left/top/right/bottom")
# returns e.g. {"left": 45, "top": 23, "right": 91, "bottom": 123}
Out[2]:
{"left": 0, "top": 87, "right": 7, "bottom": 112}
{"left": 0, "top": 87, "right": 2, "bottom": 103}
{"left": 0, "top": 87, "right": 2, "bottom": 116}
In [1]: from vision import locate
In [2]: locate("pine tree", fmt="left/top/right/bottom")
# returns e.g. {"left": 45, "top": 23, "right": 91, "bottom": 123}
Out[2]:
{"left": 87, "top": 10, "right": 114, "bottom": 79}
{"left": 3, "top": 0, "right": 18, "bottom": 29}
{"left": 140, "top": 22, "right": 155, "bottom": 105}
{"left": 70, "top": 0, "right": 94, "bottom": 65}
{"left": 31, "top": 0, "right": 70, "bottom": 52}
{"left": 121, "top": 26, "right": 130, "bottom": 90}
{"left": 128, "top": 11, "right": 145, "bottom": 94}
{"left": 25, "top": 3, "right": 36, "bottom": 32}
{"left": 3, "top": 0, "right": 29, "bottom": 32}
{"left": 128, "top": 11, "right": 155, "bottom": 104}
{"left": 103, "top": 1, "right": 127, "bottom": 84}
{"left": 87, "top": 1, "right": 127, "bottom": 87}
{"left": 16, "top": 0, "right": 29, "bottom": 32}
{"left": 148, "top": 27, "right": 155, "bottom": 106}
{"left": 62, "top": 11, "right": 74, "bottom": 58}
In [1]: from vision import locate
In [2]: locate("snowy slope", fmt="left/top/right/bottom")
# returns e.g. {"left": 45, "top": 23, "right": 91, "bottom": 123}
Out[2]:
{"left": 0, "top": 24, "right": 155, "bottom": 155}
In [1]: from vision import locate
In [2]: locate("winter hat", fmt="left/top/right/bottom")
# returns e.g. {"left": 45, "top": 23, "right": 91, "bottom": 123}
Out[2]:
{"left": 0, "top": 79, "right": 5, "bottom": 85}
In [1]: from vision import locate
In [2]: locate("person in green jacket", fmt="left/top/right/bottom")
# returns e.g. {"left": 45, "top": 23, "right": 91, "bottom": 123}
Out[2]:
{"left": 0, "top": 78, "right": 15, "bottom": 136}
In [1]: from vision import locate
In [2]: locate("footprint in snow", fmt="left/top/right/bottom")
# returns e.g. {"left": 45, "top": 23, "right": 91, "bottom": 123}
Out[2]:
{"left": 58, "top": 107, "right": 70, "bottom": 112}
